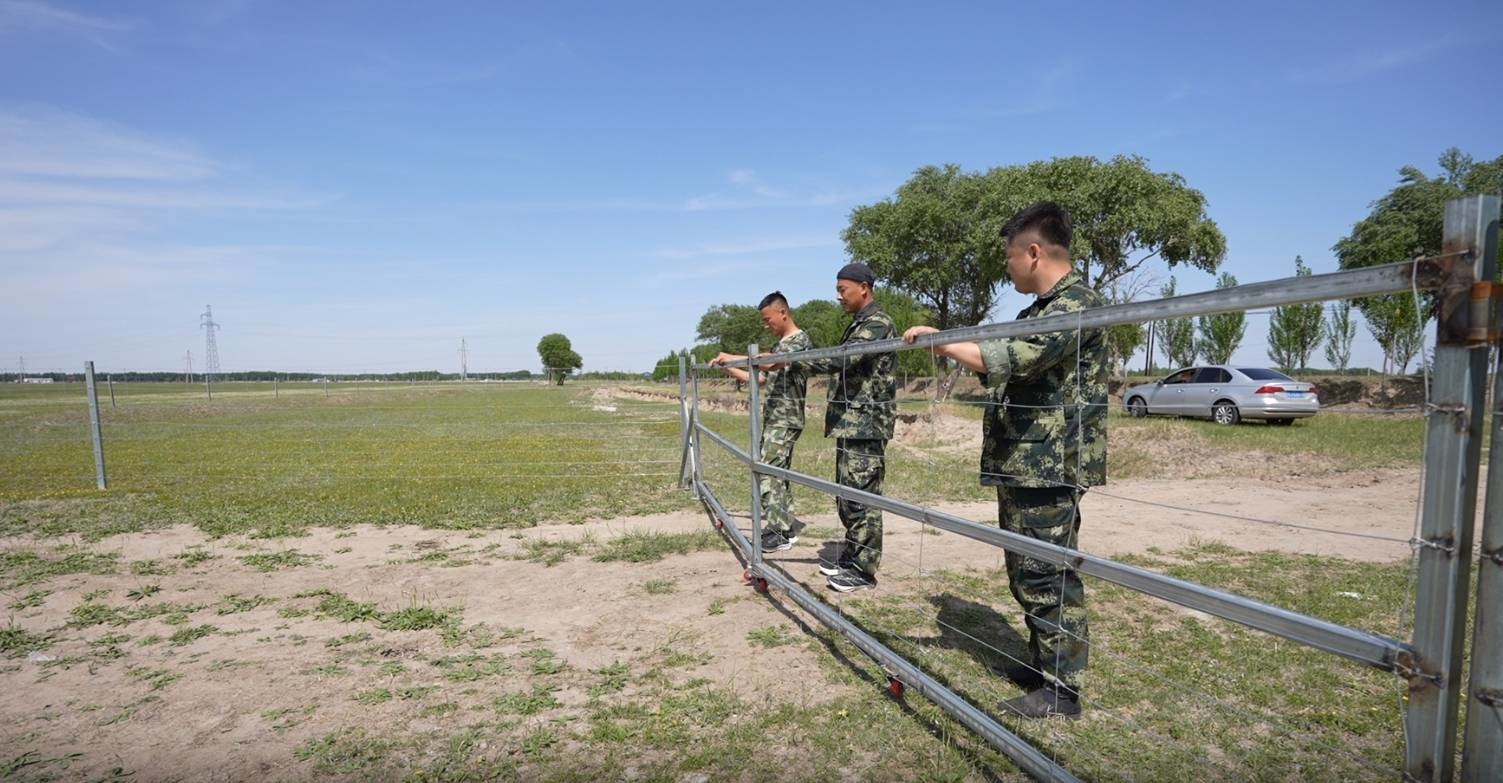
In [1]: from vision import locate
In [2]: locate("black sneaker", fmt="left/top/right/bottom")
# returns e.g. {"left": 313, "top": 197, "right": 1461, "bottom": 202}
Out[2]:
{"left": 998, "top": 685, "right": 1080, "bottom": 720}
{"left": 788, "top": 517, "right": 808, "bottom": 539}
{"left": 760, "top": 529, "right": 792, "bottom": 553}
{"left": 827, "top": 568, "right": 876, "bottom": 593}
{"left": 817, "top": 543, "right": 847, "bottom": 576}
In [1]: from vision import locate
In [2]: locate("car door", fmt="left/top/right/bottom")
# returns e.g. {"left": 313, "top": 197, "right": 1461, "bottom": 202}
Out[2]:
{"left": 1149, "top": 367, "right": 1197, "bottom": 415}
{"left": 1182, "top": 367, "right": 1231, "bottom": 418}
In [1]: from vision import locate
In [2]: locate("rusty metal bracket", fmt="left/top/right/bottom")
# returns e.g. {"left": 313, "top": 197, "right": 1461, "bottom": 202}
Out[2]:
{"left": 1477, "top": 688, "right": 1503, "bottom": 708}
{"left": 1468, "top": 280, "right": 1503, "bottom": 344}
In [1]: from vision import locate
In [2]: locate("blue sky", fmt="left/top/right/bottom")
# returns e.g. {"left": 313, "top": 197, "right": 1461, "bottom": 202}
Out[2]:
{"left": 2, "top": 0, "right": 1499, "bottom": 375}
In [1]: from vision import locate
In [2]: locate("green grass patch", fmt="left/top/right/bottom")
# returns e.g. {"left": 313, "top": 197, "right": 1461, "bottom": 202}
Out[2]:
{"left": 642, "top": 578, "right": 676, "bottom": 595}
{"left": 9, "top": 589, "right": 49, "bottom": 610}
{"left": 239, "top": 550, "right": 322, "bottom": 572}
{"left": 494, "top": 684, "right": 561, "bottom": 715}
{"left": 0, "top": 383, "right": 690, "bottom": 537}
{"left": 127, "top": 666, "right": 182, "bottom": 691}
{"left": 215, "top": 594, "right": 276, "bottom": 615}
{"left": 745, "top": 625, "right": 796, "bottom": 648}
{"left": 0, "top": 549, "right": 118, "bottom": 589}
{"left": 0, "top": 622, "right": 51, "bottom": 658}
{"left": 168, "top": 624, "right": 217, "bottom": 647}
{"left": 592, "top": 530, "right": 722, "bottom": 563}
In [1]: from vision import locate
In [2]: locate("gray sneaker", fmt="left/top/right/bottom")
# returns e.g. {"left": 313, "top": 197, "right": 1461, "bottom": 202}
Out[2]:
{"left": 760, "top": 529, "right": 792, "bottom": 553}
{"left": 827, "top": 568, "right": 876, "bottom": 593}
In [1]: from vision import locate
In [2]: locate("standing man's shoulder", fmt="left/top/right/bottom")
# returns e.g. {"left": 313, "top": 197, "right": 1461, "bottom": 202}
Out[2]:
{"left": 1048, "top": 272, "right": 1104, "bottom": 312}
{"left": 855, "top": 303, "right": 897, "bottom": 339}
{"left": 784, "top": 329, "right": 815, "bottom": 352}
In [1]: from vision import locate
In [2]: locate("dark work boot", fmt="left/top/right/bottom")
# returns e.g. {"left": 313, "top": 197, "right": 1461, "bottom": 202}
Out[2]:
{"left": 990, "top": 660, "right": 1046, "bottom": 690}
{"left": 998, "top": 685, "right": 1081, "bottom": 720}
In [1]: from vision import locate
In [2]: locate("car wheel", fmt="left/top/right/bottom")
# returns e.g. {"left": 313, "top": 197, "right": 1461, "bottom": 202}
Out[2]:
{"left": 1212, "top": 401, "right": 1240, "bottom": 426}
{"left": 1127, "top": 397, "right": 1148, "bottom": 418}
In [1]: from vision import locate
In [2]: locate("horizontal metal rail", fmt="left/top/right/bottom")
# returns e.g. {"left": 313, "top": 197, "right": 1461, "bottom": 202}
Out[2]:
{"left": 703, "top": 257, "right": 1446, "bottom": 370}
{"left": 693, "top": 476, "right": 1079, "bottom": 783}
{"left": 697, "top": 423, "right": 1413, "bottom": 672}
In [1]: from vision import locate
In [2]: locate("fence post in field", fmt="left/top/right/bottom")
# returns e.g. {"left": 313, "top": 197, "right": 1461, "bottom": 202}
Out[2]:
{"left": 746, "top": 343, "right": 763, "bottom": 575}
{"left": 84, "top": 361, "right": 107, "bottom": 490}
{"left": 1461, "top": 196, "right": 1502, "bottom": 783}
{"left": 107, "top": 374, "right": 116, "bottom": 408}
{"left": 677, "top": 354, "right": 690, "bottom": 488}
{"left": 1405, "top": 195, "right": 1498, "bottom": 781}
{"left": 689, "top": 364, "right": 702, "bottom": 487}
{"left": 274, "top": 376, "right": 279, "bottom": 398}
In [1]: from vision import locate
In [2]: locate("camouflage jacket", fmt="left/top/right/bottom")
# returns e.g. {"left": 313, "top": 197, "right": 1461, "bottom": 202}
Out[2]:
{"left": 977, "top": 271, "right": 1108, "bottom": 489}
{"left": 799, "top": 301, "right": 896, "bottom": 440}
{"left": 761, "top": 329, "right": 813, "bottom": 431}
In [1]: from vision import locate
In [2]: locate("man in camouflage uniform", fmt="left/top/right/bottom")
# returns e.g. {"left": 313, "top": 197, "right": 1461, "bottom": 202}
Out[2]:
{"left": 712, "top": 291, "right": 814, "bottom": 553}
{"left": 904, "top": 202, "right": 1107, "bottom": 719}
{"left": 788, "top": 262, "right": 896, "bottom": 593}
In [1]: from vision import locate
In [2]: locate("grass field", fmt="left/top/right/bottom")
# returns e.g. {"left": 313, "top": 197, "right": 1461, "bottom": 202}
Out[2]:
{"left": 0, "top": 379, "right": 1474, "bottom": 780}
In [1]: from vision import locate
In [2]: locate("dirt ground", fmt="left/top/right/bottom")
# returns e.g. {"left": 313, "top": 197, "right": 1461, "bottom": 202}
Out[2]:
{"left": 0, "top": 460, "right": 1450, "bottom": 781}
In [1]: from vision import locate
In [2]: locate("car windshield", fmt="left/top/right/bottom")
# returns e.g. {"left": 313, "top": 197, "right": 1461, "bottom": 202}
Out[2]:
{"left": 1237, "top": 368, "right": 1294, "bottom": 381}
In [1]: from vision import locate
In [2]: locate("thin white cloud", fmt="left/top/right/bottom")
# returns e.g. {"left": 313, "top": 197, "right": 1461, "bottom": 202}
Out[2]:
{"left": 1285, "top": 38, "right": 1456, "bottom": 86}
{"left": 0, "top": 107, "right": 215, "bottom": 180}
{"left": 0, "top": 178, "right": 326, "bottom": 209}
{"left": 654, "top": 236, "right": 836, "bottom": 260}
{"left": 0, "top": 0, "right": 129, "bottom": 33}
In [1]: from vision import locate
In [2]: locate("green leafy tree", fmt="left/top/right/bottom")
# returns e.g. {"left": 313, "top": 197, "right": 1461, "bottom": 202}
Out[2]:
{"left": 695, "top": 304, "right": 770, "bottom": 354}
{"left": 844, "top": 156, "right": 1227, "bottom": 330}
{"left": 536, "top": 333, "right": 583, "bottom": 385}
{"left": 789, "top": 289, "right": 933, "bottom": 378}
{"left": 1157, "top": 277, "right": 1197, "bottom": 369}
{"left": 1007, "top": 155, "right": 1228, "bottom": 291}
{"left": 1333, "top": 147, "right": 1503, "bottom": 373}
{"left": 790, "top": 299, "right": 847, "bottom": 350}
{"left": 843, "top": 164, "right": 1005, "bottom": 330}
{"left": 1322, "top": 301, "right": 1357, "bottom": 372}
{"left": 1266, "top": 256, "right": 1325, "bottom": 371}
{"left": 1195, "top": 273, "right": 1245, "bottom": 365}
{"left": 873, "top": 288, "right": 934, "bottom": 378}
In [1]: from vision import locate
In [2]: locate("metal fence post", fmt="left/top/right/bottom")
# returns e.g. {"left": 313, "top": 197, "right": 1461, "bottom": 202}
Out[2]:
{"left": 84, "top": 361, "right": 107, "bottom": 490}
{"left": 1461, "top": 198, "right": 1502, "bottom": 783}
{"left": 746, "top": 343, "right": 763, "bottom": 570}
{"left": 274, "top": 376, "right": 279, "bottom": 398}
{"left": 690, "top": 365, "right": 702, "bottom": 486}
{"left": 677, "top": 354, "right": 691, "bottom": 488}
{"left": 1405, "top": 195, "right": 1498, "bottom": 782}
{"left": 107, "top": 374, "right": 116, "bottom": 409}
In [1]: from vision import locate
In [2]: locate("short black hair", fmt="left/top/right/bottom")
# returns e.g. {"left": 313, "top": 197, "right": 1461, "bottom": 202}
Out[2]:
{"left": 758, "top": 291, "right": 788, "bottom": 310}
{"left": 1002, "top": 201, "right": 1072, "bottom": 251}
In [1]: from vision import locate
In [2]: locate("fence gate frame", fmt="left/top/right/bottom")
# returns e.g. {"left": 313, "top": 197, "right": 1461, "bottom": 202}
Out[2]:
{"left": 675, "top": 197, "right": 1497, "bottom": 781}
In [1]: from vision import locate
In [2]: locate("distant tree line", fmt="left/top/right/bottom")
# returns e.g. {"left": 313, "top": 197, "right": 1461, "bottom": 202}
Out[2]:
{"left": 8, "top": 370, "right": 542, "bottom": 383}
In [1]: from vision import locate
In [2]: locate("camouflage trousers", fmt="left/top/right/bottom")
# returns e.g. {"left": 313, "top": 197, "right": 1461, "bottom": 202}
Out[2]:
{"left": 997, "top": 485, "right": 1089, "bottom": 691}
{"left": 836, "top": 438, "right": 886, "bottom": 577}
{"left": 757, "top": 425, "right": 802, "bottom": 535}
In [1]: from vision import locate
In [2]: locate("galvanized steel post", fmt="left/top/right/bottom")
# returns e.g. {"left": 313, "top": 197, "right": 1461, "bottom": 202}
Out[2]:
{"left": 1461, "top": 197, "right": 1502, "bottom": 783}
{"left": 1405, "top": 195, "right": 1498, "bottom": 782}
{"left": 84, "top": 361, "right": 107, "bottom": 490}
{"left": 677, "top": 354, "right": 691, "bottom": 488}
{"left": 689, "top": 364, "right": 702, "bottom": 486}
{"left": 746, "top": 343, "right": 763, "bottom": 571}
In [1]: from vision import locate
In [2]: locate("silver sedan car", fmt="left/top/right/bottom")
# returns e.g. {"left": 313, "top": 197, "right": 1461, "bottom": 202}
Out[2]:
{"left": 1122, "top": 365, "right": 1320, "bottom": 425}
